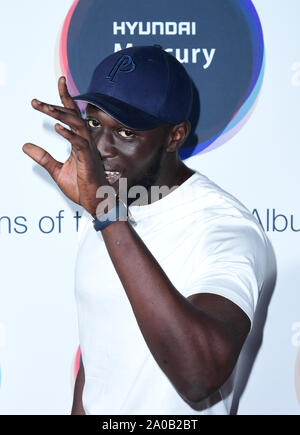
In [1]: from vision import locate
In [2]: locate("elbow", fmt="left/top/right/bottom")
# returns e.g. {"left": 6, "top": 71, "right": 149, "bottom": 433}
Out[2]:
{"left": 177, "top": 356, "right": 235, "bottom": 405}
{"left": 179, "top": 378, "right": 222, "bottom": 405}
{"left": 170, "top": 320, "right": 242, "bottom": 405}
{"left": 179, "top": 374, "right": 229, "bottom": 405}
{"left": 178, "top": 327, "right": 240, "bottom": 404}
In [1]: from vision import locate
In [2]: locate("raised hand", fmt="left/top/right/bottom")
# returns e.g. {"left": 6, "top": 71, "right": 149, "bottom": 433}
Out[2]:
{"left": 23, "top": 77, "right": 108, "bottom": 217}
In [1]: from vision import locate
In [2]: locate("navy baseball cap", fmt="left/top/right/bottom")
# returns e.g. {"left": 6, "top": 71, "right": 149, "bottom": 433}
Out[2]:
{"left": 73, "top": 45, "right": 193, "bottom": 130}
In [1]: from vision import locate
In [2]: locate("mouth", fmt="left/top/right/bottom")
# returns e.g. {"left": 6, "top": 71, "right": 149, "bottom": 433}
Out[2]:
{"left": 104, "top": 170, "right": 122, "bottom": 185}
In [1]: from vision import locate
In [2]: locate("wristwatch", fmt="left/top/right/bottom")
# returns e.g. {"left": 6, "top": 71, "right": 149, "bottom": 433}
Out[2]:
{"left": 93, "top": 198, "right": 128, "bottom": 231}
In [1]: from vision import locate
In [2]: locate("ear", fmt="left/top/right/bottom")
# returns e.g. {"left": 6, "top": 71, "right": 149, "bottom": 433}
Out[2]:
{"left": 165, "top": 120, "right": 191, "bottom": 152}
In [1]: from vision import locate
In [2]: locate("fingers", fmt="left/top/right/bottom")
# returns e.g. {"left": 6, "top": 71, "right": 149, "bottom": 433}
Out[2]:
{"left": 54, "top": 124, "right": 95, "bottom": 160}
{"left": 54, "top": 124, "right": 104, "bottom": 183}
{"left": 31, "top": 98, "right": 86, "bottom": 135}
{"left": 31, "top": 99, "right": 74, "bottom": 113}
{"left": 58, "top": 76, "right": 81, "bottom": 113}
{"left": 22, "top": 143, "right": 62, "bottom": 180}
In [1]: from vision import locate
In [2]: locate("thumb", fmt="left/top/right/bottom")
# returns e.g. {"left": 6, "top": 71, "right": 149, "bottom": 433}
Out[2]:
{"left": 23, "top": 143, "right": 62, "bottom": 181}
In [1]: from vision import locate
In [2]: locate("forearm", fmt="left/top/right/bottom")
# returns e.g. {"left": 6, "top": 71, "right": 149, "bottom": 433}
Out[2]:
{"left": 101, "top": 220, "right": 235, "bottom": 402}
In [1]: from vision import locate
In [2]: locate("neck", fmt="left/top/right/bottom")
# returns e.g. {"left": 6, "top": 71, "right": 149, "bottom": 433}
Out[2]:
{"left": 156, "top": 151, "right": 194, "bottom": 185}
{"left": 146, "top": 152, "right": 195, "bottom": 205}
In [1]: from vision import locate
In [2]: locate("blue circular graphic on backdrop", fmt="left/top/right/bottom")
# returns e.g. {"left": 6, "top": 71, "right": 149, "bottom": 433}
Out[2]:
{"left": 60, "top": 0, "right": 264, "bottom": 159}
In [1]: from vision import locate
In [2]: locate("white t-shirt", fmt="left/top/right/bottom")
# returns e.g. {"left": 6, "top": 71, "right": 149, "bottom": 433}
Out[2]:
{"left": 75, "top": 171, "right": 269, "bottom": 415}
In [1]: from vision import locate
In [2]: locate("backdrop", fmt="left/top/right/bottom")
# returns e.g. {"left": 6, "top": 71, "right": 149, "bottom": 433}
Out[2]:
{"left": 0, "top": 0, "right": 299, "bottom": 415}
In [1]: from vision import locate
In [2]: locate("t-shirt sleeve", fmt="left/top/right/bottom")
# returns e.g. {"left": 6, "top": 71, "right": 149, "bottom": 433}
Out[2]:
{"left": 183, "top": 214, "right": 269, "bottom": 324}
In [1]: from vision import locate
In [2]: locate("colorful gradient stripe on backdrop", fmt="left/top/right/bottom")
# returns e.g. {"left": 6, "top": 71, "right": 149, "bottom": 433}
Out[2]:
{"left": 59, "top": 0, "right": 80, "bottom": 100}
{"left": 198, "top": 0, "right": 265, "bottom": 156}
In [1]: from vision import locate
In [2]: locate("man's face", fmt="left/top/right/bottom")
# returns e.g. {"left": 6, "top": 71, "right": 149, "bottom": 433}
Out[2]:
{"left": 85, "top": 104, "right": 172, "bottom": 191}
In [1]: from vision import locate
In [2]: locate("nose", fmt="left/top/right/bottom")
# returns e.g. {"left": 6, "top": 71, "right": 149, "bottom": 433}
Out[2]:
{"left": 94, "top": 130, "right": 117, "bottom": 159}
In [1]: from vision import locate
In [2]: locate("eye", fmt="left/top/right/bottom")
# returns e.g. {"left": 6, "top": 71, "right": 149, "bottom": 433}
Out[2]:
{"left": 118, "top": 129, "right": 135, "bottom": 138}
{"left": 86, "top": 118, "right": 101, "bottom": 128}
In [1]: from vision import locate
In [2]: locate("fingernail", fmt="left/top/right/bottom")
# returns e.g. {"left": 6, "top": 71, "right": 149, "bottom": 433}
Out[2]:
{"left": 34, "top": 99, "right": 42, "bottom": 105}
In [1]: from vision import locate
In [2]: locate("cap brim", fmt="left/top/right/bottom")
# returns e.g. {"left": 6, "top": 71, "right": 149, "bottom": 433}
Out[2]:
{"left": 73, "top": 93, "right": 165, "bottom": 130}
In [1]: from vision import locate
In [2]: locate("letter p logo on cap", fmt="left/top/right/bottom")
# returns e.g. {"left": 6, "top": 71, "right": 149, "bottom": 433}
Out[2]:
{"left": 106, "top": 55, "right": 136, "bottom": 82}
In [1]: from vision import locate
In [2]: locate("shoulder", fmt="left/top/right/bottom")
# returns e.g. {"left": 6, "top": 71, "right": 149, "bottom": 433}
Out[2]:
{"left": 181, "top": 172, "right": 271, "bottom": 322}
{"left": 182, "top": 171, "right": 268, "bottom": 253}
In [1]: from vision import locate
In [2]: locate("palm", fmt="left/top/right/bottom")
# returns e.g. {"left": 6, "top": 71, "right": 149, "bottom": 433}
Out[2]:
{"left": 56, "top": 151, "right": 80, "bottom": 204}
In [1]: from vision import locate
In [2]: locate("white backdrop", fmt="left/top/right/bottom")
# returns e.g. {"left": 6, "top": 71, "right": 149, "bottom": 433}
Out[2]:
{"left": 0, "top": 0, "right": 300, "bottom": 414}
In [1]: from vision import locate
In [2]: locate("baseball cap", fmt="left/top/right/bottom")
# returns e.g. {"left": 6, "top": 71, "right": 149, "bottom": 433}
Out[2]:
{"left": 73, "top": 45, "right": 193, "bottom": 130}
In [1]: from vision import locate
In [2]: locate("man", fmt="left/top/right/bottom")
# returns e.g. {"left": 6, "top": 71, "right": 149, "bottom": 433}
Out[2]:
{"left": 23, "top": 45, "right": 269, "bottom": 415}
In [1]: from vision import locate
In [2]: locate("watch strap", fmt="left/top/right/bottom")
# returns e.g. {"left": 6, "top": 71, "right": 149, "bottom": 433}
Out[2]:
{"left": 93, "top": 200, "right": 128, "bottom": 231}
